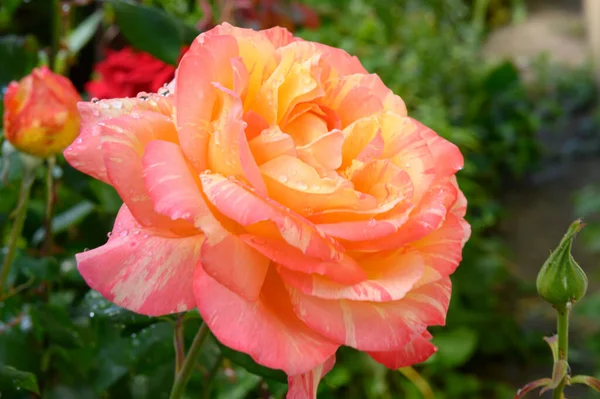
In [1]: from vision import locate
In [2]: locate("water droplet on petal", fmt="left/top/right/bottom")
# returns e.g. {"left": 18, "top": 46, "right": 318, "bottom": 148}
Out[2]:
{"left": 107, "top": 232, "right": 112, "bottom": 238}
{"left": 90, "top": 97, "right": 99, "bottom": 103}
{"left": 120, "top": 230, "right": 129, "bottom": 237}
{"left": 279, "top": 175, "right": 289, "bottom": 183}
{"left": 297, "top": 181, "right": 308, "bottom": 190}
{"left": 367, "top": 218, "right": 377, "bottom": 227}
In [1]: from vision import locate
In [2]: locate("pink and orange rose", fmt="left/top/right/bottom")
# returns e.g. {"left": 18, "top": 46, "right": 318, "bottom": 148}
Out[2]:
{"left": 4, "top": 66, "right": 81, "bottom": 157}
{"left": 65, "top": 23, "right": 470, "bottom": 398}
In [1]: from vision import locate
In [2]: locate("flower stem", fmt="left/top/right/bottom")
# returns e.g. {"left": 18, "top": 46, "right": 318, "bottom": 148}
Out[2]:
{"left": 173, "top": 314, "right": 185, "bottom": 374}
{"left": 41, "top": 156, "right": 56, "bottom": 256}
{"left": 552, "top": 305, "right": 570, "bottom": 399}
{"left": 399, "top": 367, "right": 435, "bottom": 399}
{"left": 169, "top": 322, "right": 210, "bottom": 399}
{"left": 0, "top": 170, "right": 35, "bottom": 298}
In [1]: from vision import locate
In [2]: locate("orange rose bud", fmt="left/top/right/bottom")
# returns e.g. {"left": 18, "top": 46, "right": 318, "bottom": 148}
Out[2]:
{"left": 3, "top": 66, "right": 82, "bottom": 158}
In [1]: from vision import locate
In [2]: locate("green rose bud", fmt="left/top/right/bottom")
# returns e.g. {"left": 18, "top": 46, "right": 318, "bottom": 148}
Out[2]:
{"left": 536, "top": 219, "right": 588, "bottom": 307}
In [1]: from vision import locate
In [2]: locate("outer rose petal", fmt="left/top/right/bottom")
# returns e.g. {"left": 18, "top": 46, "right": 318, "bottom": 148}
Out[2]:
{"left": 100, "top": 111, "right": 192, "bottom": 231}
{"left": 412, "top": 213, "right": 471, "bottom": 276}
{"left": 368, "top": 331, "right": 436, "bottom": 369}
{"left": 64, "top": 96, "right": 173, "bottom": 183}
{"left": 142, "top": 140, "right": 269, "bottom": 301}
{"left": 194, "top": 267, "right": 339, "bottom": 375}
{"left": 287, "top": 277, "right": 452, "bottom": 351}
{"left": 77, "top": 205, "right": 202, "bottom": 316}
{"left": 287, "top": 356, "right": 336, "bottom": 399}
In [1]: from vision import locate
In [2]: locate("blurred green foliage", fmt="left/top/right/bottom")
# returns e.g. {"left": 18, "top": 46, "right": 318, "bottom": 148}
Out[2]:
{"left": 1, "top": 0, "right": 599, "bottom": 398}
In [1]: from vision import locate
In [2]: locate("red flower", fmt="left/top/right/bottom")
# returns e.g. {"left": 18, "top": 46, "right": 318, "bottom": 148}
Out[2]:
{"left": 85, "top": 47, "right": 187, "bottom": 99}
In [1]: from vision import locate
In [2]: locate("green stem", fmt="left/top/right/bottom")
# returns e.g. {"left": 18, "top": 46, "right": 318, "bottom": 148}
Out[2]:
{"left": 42, "top": 156, "right": 56, "bottom": 256}
{"left": 553, "top": 305, "right": 570, "bottom": 399}
{"left": 202, "top": 354, "right": 223, "bottom": 399}
{"left": 173, "top": 315, "right": 185, "bottom": 375}
{"left": 52, "top": 0, "right": 61, "bottom": 62}
{"left": 0, "top": 170, "right": 35, "bottom": 298}
{"left": 169, "top": 323, "right": 210, "bottom": 399}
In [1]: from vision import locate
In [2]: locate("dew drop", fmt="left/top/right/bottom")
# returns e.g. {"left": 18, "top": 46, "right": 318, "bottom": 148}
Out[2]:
{"left": 278, "top": 174, "right": 289, "bottom": 183}
{"left": 107, "top": 232, "right": 112, "bottom": 238}
{"left": 119, "top": 230, "right": 129, "bottom": 237}
{"left": 296, "top": 180, "right": 308, "bottom": 190}
{"left": 367, "top": 218, "right": 377, "bottom": 227}
{"left": 90, "top": 97, "right": 99, "bottom": 103}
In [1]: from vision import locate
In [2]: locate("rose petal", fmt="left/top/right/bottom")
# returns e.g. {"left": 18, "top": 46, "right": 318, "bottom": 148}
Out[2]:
{"left": 100, "top": 111, "right": 191, "bottom": 231}
{"left": 200, "top": 234, "right": 270, "bottom": 301}
{"left": 341, "top": 116, "right": 385, "bottom": 168}
{"left": 194, "top": 267, "right": 339, "bottom": 375}
{"left": 287, "top": 277, "right": 451, "bottom": 351}
{"left": 207, "top": 83, "right": 267, "bottom": 195}
{"left": 241, "top": 235, "right": 366, "bottom": 285}
{"left": 175, "top": 34, "right": 238, "bottom": 171}
{"left": 65, "top": 96, "right": 171, "bottom": 183}
{"left": 368, "top": 331, "right": 436, "bottom": 369}
{"left": 419, "top": 119, "right": 464, "bottom": 177}
{"left": 142, "top": 140, "right": 268, "bottom": 300}
{"left": 296, "top": 130, "right": 344, "bottom": 174}
{"left": 344, "top": 179, "right": 458, "bottom": 250}
{"left": 320, "top": 74, "right": 392, "bottom": 128}
{"left": 287, "top": 355, "right": 336, "bottom": 399}
{"left": 278, "top": 249, "right": 425, "bottom": 302}
{"left": 249, "top": 125, "right": 297, "bottom": 165}
{"left": 77, "top": 205, "right": 202, "bottom": 316}
{"left": 412, "top": 213, "right": 471, "bottom": 277}
{"left": 260, "top": 155, "right": 377, "bottom": 216}
{"left": 199, "top": 173, "right": 358, "bottom": 259}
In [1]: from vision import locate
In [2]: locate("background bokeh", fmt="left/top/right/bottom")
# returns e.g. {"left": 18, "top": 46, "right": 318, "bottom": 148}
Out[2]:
{"left": 1, "top": 0, "right": 600, "bottom": 398}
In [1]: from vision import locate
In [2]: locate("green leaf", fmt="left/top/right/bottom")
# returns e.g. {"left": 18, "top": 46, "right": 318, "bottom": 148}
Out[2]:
{"left": 483, "top": 61, "right": 520, "bottom": 94}
{"left": 0, "top": 365, "right": 40, "bottom": 395}
{"left": 214, "top": 369, "right": 261, "bottom": 399}
{"left": 79, "top": 289, "right": 154, "bottom": 326}
{"left": 0, "top": 35, "right": 39, "bottom": 129}
{"left": 216, "top": 337, "right": 287, "bottom": 382}
{"left": 88, "top": 180, "right": 122, "bottom": 215}
{"left": 32, "top": 305, "right": 83, "bottom": 348}
{"left": 0, "top": 35, "right": 39, "bottom": 86}
{"left": 66, "top": 10, "right": 104, "bottom": 55}
{"left": 109, "top": 0, "right": 184, "bottom": 65}
{"left": 428, "top": 327, "right": 478, "bottom": 369}
{"left": 32, "top": 200, "right": 96, "bottom": 245}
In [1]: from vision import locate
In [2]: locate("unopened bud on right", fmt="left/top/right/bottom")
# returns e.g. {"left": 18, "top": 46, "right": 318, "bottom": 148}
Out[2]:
{"left": 536, "top": 219, "right": 588, "bottom": 307}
